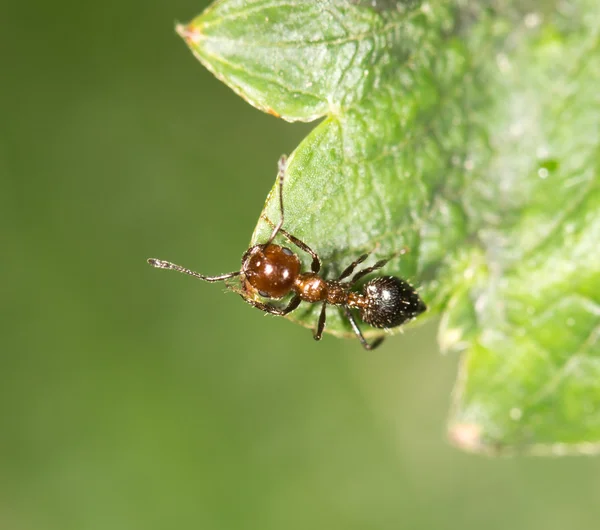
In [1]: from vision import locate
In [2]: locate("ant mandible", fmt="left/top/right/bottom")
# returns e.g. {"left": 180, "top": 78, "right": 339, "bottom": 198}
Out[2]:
{"left": 148, "top": 156, "right": 426, "bottom": 350}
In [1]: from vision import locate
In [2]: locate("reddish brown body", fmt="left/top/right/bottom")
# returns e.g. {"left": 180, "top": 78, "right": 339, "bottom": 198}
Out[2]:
{"left": 294, "top": 273, "right": 364, "bottom": 308}
{"left": 242, "top": 244, "right": 368, "bottom": 308}
{"left": 148, "top": 154, "right": 426, "bottom": 350}
{"left": 242, "top": 244, "right": 300, "bottom": 298}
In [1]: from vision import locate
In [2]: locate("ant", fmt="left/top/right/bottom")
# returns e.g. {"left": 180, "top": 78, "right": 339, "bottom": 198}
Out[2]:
{"left": 148, "top": 156, "right": 426, "bottom": 350}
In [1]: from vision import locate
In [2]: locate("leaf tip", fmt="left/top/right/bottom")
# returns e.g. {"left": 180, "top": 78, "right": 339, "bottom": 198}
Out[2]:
{"left": 175, "top": 22, "right": 203, "bottom": 44}
{"left": 447, "top": 422, "right": 484, "bottom": 453}
{"left": 265, "top": 107, "right": 281, "bottom": 118}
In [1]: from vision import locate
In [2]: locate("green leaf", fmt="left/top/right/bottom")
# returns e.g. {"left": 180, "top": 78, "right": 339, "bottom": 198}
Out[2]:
{"left": 179, "top": 0, "right": 600, "bottom": 454}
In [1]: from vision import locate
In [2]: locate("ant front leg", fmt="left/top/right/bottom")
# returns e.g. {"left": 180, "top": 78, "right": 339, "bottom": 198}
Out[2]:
{"left": 242, "top": 293, "right": 301, "bottom": 316}
{"left": 264, "top": 155, "right": 288, "bottom": 247}
{"left": 278, "top": 228, "right": 322, "bottom": 273}
{"left": 260, "top": 155, "right": 322, "bottom": 274}
{"left": 343, "top": 307, "right": 384, "bottom": 351}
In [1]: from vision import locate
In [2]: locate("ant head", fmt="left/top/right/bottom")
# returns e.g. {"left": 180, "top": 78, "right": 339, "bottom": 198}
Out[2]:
{"left": 241, "top": 244, "right": 301, "bottom": 299}
{"left": 359, "top": 276, "right": 426, "bottom": 329}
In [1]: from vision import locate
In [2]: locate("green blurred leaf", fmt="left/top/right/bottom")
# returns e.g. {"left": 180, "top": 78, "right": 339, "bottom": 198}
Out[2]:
{"left": 179, "top": 0, "right": 600, "bottom": 454}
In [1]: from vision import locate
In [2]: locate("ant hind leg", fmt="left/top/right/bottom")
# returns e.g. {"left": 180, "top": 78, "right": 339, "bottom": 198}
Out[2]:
{"left": 343, "top": 307, "right": 384, "bottom": 351}
{"left": 350, "top": 257, "right": 394, "bottom": 285}
{"left": 338, "top": 253, "right": 369, "bottom": 281}
{"left": 348, "top": 246, "right": 409, "bottom": 285}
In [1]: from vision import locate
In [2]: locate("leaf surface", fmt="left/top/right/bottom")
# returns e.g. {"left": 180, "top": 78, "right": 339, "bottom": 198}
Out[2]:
{"left": 180, "top": 0, "right": 600, "bottom": 454}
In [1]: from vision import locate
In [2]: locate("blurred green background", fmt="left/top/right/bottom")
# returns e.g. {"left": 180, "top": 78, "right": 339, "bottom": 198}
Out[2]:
{"left": 2, "top": 1, "right": 600, "bottom": 529}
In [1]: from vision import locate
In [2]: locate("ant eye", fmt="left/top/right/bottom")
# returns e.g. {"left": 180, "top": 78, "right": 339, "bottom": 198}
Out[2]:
{"left": 258, "top": 290, "right": 270, "bottom": 298}
{"left": 282, "top": 247, "right": 294, "bottom": 256}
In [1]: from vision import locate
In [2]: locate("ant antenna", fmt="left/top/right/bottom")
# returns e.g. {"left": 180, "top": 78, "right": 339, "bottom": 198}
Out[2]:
{"left": 264, "top": 155, "right": 287, "bottom": 247}
{"left": 147, "top": 258, "right": 240, "bottom": 283}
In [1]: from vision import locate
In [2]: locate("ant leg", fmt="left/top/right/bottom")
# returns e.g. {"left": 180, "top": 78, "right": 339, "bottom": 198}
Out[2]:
{"left": 147, "top": 259, "right": 241, "bottom": 283}
{"left": 264, "top": 155, "right": 288, "bottom": 247}
{"left": 242, "top": 293, "right": 301, "bottom": 316}
{"left": 343, "top": 307, "right": 385, "bottom": 351}
{"left": 278, "top": 228, "right": 321, "bottom": 273}
{"left": 338, "top": 253, "right": 369, "bottom": 281}
{"left": 349, "top": 247, "right": 409, "bottom": 284}
{"left": 313, "top": 302, "right": 327, "bottom": 341}
{"left": 350, "top": 257, "right": 393, "bottom": 285}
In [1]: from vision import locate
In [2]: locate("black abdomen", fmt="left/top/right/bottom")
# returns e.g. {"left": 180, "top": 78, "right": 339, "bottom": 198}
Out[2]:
{"left": 359, "top": 276, "right": 426, "bottom": 329}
